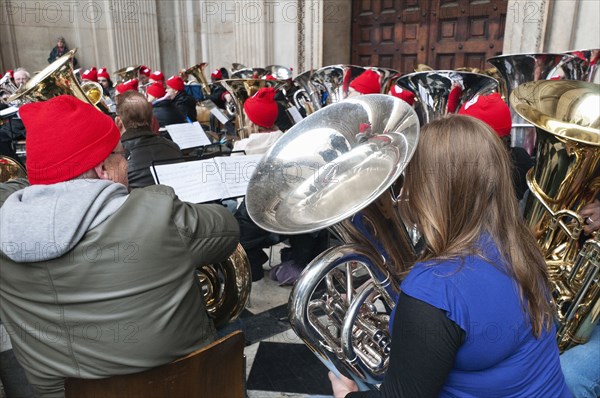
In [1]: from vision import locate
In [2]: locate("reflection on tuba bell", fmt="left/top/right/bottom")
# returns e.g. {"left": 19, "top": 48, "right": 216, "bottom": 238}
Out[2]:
{"left": 312, "top": 65, "right": 366, "bottom": 105}
{"left": 511, "top": 80, "right": 600, "bottom": 352}
{"left": 246, "top": 94, "right": 419, "bottom": 388}
{"left": 0, "top": 156, "right": 26, "bottom": 183}
{"left": 9, "top": 49, "right": 110, "bottom": 114}
{"left": 197, "top": 244, "right": 252, "bottom": 329}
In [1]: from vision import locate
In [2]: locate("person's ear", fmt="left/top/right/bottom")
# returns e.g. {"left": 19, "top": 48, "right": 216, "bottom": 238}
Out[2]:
{"left": 115, "top": 116, "right": 125, "bottom": 133}
{"left": 93, "top": 162, "right": 109, "bottom": 180}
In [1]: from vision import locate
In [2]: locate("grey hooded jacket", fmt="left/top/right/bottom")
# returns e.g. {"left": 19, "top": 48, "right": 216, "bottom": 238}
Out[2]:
{"left": 0, "top": 178, "right": 240, "bottom": 397}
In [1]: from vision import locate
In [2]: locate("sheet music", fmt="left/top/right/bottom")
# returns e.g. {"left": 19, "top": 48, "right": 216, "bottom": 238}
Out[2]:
{"left": 287, "top": 106, "right": 304, "bottom": 124}
{"left": 151, "top": 154, "right": 264, "bottom": 203}
{"left": 151, "top": 159, "right": 228, "bottom": 203}
{"left": 214, "top": 154, "right": 263, "bottom": 197}
{"left": 165, "top": 122, "right": 212, "bottom": 149}
{"left": 210, "top": 107, "right": 230, "bottom": 124}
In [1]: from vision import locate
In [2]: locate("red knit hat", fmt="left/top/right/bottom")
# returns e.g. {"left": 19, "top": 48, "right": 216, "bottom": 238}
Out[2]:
{"left": 149, "top": 70, "right": 164, "bottom": 82}
{"left": 244, "top": 87, "right": 279, "bottom": 128}
{"left": 97, "top": 68, "right": 110, "bottom": 80}
{"left": 211, "top": 69, "right": 222, "bottom": 80}
{"left": 146, "top": 82, "right": 166, "bottom": 99}
{"left": 139, "top": 65, "right": 151, "bottom": 77}
{"left": 115, "top": 79, "right": 138, "bottom": 95}
{"left": 166, "top": 76, "right": 185, "bottom": 91}
{"left": 19, "top": 95, "right": 120, "bottom": 185}
{"left": 389, "top": 85, "right": 415, "bottom": 105}
{"left": 458, "top": 93, "right": 512, "bottom": 137}
{"left": 350, "top": 70, "right": 381, "bottom": 94}
{"left": 6, "top": 70, "right": 14, "bottom": 78}
{"left": 82, "top": 67, "right": 98, "bottom": 82}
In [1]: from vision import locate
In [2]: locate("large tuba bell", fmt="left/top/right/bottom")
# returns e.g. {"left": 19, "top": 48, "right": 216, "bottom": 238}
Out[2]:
{"left": 9, "top": 49, "right": 110, "bottom": 114}
{"left": 198, "top": 244, "right": 252, "bottom": 329}
{"left": 487, "top": 53, "right": 585, "bottom": 154}
{"left": 218, "top": 78, "right": 287, "bottom": 139}
{"left": 231, "top": 67, "right": 267, "bottom": 79}
{"left": 245, "top": 94, "right": 419, "bottom": 388}
{"left": 396, "top": 70, "right": 498, "bottom": 126}
{"left": 511, "top": 80, "right": 600, "bottom": 352}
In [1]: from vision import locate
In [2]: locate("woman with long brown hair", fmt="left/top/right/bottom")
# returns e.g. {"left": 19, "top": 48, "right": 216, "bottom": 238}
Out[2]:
{"left": 329, "top": 115, "right": 571, "bottom": 397}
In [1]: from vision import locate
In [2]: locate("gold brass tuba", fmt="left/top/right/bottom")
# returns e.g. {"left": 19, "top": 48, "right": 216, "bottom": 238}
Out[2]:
{"left": 218, "top": 78, "right": 287, "bottom": 139}
{"left": 185, "top": 62, "right": 211, "bottom": 96}
{"left": 245, "top": 94, "right": 419, "bottom": 388}
{"left": 511, "top": 80, "right": 600, "bottom": 352}
{"left": 9, "top": 49, "right": 110, "bottom": 113}
{"left": 198, "top": 244, "right": 252, "bottom": 329}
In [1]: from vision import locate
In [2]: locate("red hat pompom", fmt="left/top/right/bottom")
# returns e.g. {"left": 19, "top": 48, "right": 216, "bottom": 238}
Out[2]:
{"left": 458, "top": 93, "right": 512, "bottom": 137}
{"left": 166, "top": 76, "right": 185, "bottom": 91}
{"left": 146, "top": 82, "right": 166, "bottom": 99}
{"left": 20, "top": 95, "right": 120, "bottom": 184}
{"left": 350, "top": 70, "right": 381, "bottom": 95}
{"left": 243, "top": 87, "right": 279, "bottom": 128}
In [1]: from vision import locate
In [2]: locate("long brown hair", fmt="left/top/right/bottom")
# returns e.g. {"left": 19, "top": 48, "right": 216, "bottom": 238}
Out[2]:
{"left": 400, "top": 115, "right": 553, "bottom": 337}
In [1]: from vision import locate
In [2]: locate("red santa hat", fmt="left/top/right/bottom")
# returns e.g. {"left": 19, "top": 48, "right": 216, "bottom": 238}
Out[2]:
{"left": 97, "top": 68, "right": 110, "bottom": 80}
{"left": 350, "top": 70, "right": 381, "bottom": 95}
{"left": 244, "top": 87, "right": 279, "bottom": 128}
{"left": 139, "top": 65, "right": 151, "bottom": 77}
{"left": 19, "top": 95, "right": 120, "bottom": 184}
{"left": 166, "top": 76, "right": 185, "bottom": 92}
{"left": 146, "top": 82, "right": 166, "bottom": 99}
{"left": 211, "top": 69, "right": 223, "bottom": 80}
{"left": 458, "top": 93, "right": 512, "bottom": 137}
{"left": 81, "top": 67, "right": 98, "bottom": 82}
{"left": 115, "top": 79, "right": 138, "bottom": 95}
{"left": 389, "top": 85, "right": 415, "bottom": 106}
{"left": 149, "top": 70, "right": 164, "bottom": 82}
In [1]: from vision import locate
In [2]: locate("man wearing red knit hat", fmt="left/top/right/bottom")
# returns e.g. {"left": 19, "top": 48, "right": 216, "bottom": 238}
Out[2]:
{"left": 458, "top": 92, "right": 533, "bottom": 200}
{"left": 0, "top": 95, "right": 239, "bottom": 397}
{"left": 146, "top": 81, "right": 186, "bottom": 127}
{"left": 166, "top": 75, "right": 197, "bottom": 122}
{"left": 81, "top": 67, "right": 98, "bottom": 82}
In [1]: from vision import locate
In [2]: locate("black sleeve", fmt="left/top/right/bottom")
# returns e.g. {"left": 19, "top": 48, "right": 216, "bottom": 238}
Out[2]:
{"left": 347, "top": 293, "right": 465, "bottom": 398}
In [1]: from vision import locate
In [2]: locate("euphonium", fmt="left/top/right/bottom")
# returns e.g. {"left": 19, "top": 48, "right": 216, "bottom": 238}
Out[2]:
{"left": 396, "top": 70, "right": 498, "bottom": 126}
{"left": 511, "top": 80, "right": 600, "bottom": 352}
{"left": 9, "top": 49, "right": 110, "bottom": 114}
{"left": 197, "top": 243, "right": 252, "bottom": 329}
{"left": 185, "top": 62, "right": 211, "bottom": 96}
{"left": 113, "top": 65, "right": 140, "bottom": 83}
{"left": 218, "top": 78, "right": 287, "bottom": 139}
{"left": 487, "top": 53, "right": 585, "bottom": 154}
{"left": 245, "top": 94, "right": 419, "bottom": 388}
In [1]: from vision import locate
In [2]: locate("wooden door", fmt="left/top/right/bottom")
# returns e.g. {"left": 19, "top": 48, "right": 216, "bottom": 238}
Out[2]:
{"left": 351, "top": 0, "right": 507, "bottom": 73}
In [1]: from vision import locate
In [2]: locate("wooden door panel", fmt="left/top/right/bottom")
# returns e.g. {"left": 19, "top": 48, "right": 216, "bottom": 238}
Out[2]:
{"left": 351, "top": 0, "right": 507, "bottom": 72}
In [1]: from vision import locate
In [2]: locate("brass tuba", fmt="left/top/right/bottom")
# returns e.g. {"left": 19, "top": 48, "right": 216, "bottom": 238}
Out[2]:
{"left": 245, "top": 94, "right": 419, "bottom": 387}
{"left": 396, "top": 70, "right": 499, "bottom": 126}
{"left": 511, "top": 80, "right": 600, "bottom": 352}
{"left": 185, "top": 62, "right": 211, "bottom": 96}
{"left": 218, "top": 78, "right": 287, "bottom": 139}
{"left": 9, "top": 49, "right": 110, "bottom": 113}
{"left": 198, "top": 244, "right": 252, "bottom": 329}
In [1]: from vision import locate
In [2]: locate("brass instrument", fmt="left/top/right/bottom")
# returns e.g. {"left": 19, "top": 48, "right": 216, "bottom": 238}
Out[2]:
{"left": 511, "top": 80, "right": 600, "bottom": 352}
{"left": 365, "top": 67, "right": 401, "bottom": 94}
{"left": 218, "top": 78, "right": 287, "bottom": 139}
{"left": 563, "top": 49, "right": 600, "bottom": 82}
{"left": 113, "top": 65, "right": 140, "bottom": 83}
{"left": 0, "top": 156, "right": 26, "bottom": 183}
{"left": 9, "top": 49, "right": 110, "bottom": 114}
{"left": 292, "top": 69, "right": 323, "bottom": 116}
{"left": 198, "top": 244, "right": 252, "bottom": 329}
{"left": 312, "top": 65, "right": 366, "bottom": 104}
{"left": 0, "top": 73, "right": 18, "bottom": 104}
{"left": 231, "top": 67, "right": 267, "bottom": 79}
{"left": 245, "top": 94, "right": 419, "bottom": 387}
{"left": 487, "top": 53, "right": 585, "bottom": 154}
{"left": 396, "top": 70, "right": 498, "bottom": 126}
{"left": 185, "top": 63, "right": 211, "bottom": 96}
{"left": 265, "top": 65, "right": 294, "bottom": 80}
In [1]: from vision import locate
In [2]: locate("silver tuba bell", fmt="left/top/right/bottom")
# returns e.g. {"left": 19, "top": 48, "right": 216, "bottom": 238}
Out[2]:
{"left": 245, "top": 94, "right": 419, "bottom": 388}
{"left": 396, "top": 70, "right": 499, "bottom": 126}
{"left": 312, "top": 65, "right": 367, "bottom": 105}
{"left": 487, "top": 53, "right": 585, "bottom": 154}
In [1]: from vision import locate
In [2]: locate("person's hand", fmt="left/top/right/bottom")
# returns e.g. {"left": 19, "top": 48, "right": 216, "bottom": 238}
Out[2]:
{"left": 580, "top": 198, "right": 600, "bottom": 235}
{"left": 329, "top": 371, "right": 359, "bottom": 398}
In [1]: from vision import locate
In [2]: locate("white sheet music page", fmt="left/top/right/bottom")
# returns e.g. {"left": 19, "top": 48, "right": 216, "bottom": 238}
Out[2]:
{"left": 151, "top": 159, "right": 228, "bottom": 203}
{"left": 165, "top": 122, "right": 212, "bottom": 149}
{"left": 214, "top": 154, "right": 264, "bottom": 198}
{"left": 210, "top": 107, "right": 231, "bottom": 124}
